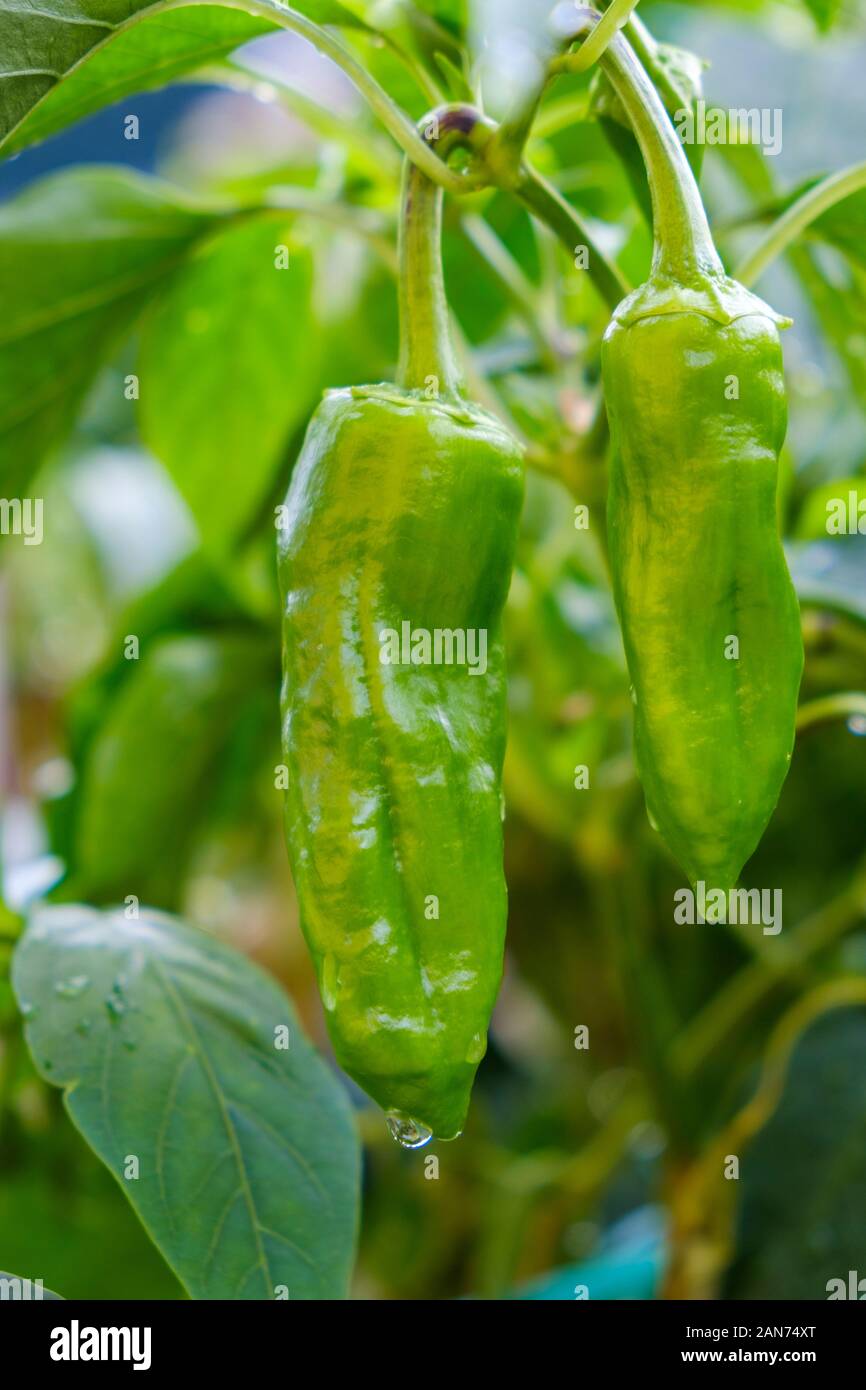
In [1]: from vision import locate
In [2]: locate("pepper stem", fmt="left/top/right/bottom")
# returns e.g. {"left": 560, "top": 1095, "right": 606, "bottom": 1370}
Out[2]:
{"left": 564, "top": 8, "right": 723, "bottom": 286}
{"left": 397, "top": 145, "right": 463, "bottom": 399}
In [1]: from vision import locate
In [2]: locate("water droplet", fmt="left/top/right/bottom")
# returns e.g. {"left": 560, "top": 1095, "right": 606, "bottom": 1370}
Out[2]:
{"left": 19, "top": 1001, "right": 35, "bottom": 1018}
{"left": 647, "top": 807, "right": 659, "bottom": 832}
{"left": 465, "top": 1032, "right": 486, "bottom": 1064}
{"left": 847, "top": 714, "right": 866, "bottom": 737}
{"left": 386, "top": 1114, "right": 433, "bottom": 1150}
{"left": 55, "top": 975, "right": 90, "bottom": 999}
{"left": 629, "top": 684, "right": 638, "bottom": 707}
{"left": 321, "top": 954, "right": 338, "bottom": 1012}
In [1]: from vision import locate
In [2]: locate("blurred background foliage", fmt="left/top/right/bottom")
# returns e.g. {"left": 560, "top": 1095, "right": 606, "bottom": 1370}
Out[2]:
{"left": 1, "top": 0, "right": 866, "bottom": 1299}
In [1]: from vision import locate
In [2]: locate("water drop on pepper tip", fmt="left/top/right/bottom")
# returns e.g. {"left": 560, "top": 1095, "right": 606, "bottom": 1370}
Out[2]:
{"left": 386, "top": 1114, "right": 433, "bottom": 1150}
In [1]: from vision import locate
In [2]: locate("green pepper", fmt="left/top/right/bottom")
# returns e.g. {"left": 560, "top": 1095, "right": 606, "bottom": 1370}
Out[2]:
{"left": 278, "top": 131, "right": 524, "bottom": 1143}
{"left": 595, "top": 27, "right": 803, "bottom": 888}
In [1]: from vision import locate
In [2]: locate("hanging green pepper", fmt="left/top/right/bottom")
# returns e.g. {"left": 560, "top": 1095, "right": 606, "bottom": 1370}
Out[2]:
{"left": 592, "top": 23, "right": 803, "bottom": 889}
{"left": 277, "top": 120, "right": 523, "bottom": 1144}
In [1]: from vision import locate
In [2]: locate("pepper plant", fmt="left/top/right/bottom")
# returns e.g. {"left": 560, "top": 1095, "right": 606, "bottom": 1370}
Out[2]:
{"left": 1, "top": 0, "right": 866, "bottom": 1301}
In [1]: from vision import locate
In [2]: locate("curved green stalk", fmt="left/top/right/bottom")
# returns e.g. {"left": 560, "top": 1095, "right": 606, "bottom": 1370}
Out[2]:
{"left": 207, "top": 9, "right": 629, "bottom": 309}
{"left": 567, "top": 0, "right": 643, "bottom": 74}
{"left": 208, "top": 7, "right": 631, "bottom": 312}
{"left": 180, "top": 0, "right": 480, "bottom": 194}
{"left": 599, "top": 33, "right": 720, "bottom": 283}
{"left": 735, "top": 160, "right": 866, "bottom": 287}
{"left": 671, "top": 859, "right": 866, "bottom": 1076}
{"left": 621, "top": 9, "right": 658, "bottom": 70}
{"left": 515, "top": 164, "right": 629, "bottom": 309}
{"left": 555, "top": 7, "right": 721, "bottom": 285}
{"left": 724, "top": 977, "right": 866, "bottom": 1147}
{"left": 397, "top": 156, "right": 462, "bottom": 398}
{"left": 622, "top": 10, "right": 695, "bottom": 116}
{"left": 795, "top": 690, "right": 866, "bottom": 735}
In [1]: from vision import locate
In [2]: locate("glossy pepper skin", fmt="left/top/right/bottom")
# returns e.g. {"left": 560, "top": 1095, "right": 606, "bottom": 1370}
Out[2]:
{"left": 603, "top": 276, "right": 804, "bottom": 888}
{"left": 277, "top": 383, "right": 523, "bottom": 1140}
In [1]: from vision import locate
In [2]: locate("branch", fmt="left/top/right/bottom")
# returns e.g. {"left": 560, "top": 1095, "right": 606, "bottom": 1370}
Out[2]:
{"left": 735, "top": 160, "right": 866, "bottom": 287}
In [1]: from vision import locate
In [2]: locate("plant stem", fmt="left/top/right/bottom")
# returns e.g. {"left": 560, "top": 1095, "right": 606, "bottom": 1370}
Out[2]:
{"left": 515, "top": 164, "right": 629, "bottom": 309}
{"left": 663, "top": 978, "right": 866, "bottom": 1301}
{"left": 566, "top": 0, "right": 643, "bottom": 74}
{"left": 484, "top": 0, "right": 637, "bottom": 194}
{"left": 181, "top": 0, "right": 481, "bottom": 195}
{"left": 209, "top": 9, "right": 631, "bottom": 310}
{"left": 723, "top": 977, "right": 866, "bottom": 1148}
{"left": 621, "top": 9, "right": 657, "bottom": 70}
{"left": 553, "top": 8, "right": 721, "bottom": 286}
{"left": 461, "top": 214, "right": 562, "bottom": 368}
{"left": 622, "top": 11, "right": 694, "bottom": 116}
{"left": 735, "top": 160, "right": 866, "bottom": 287}
{"left": 600, "top": 35, "right": 720, "bottom": 283}
{"left": 671, "top": 860, "right": 866, "bottom": 1076}
{"left": 795, "top": 690, "right": 866, "bottom": 735}
{"left": 397, "top": 155, "right": 462, "bottom": 397}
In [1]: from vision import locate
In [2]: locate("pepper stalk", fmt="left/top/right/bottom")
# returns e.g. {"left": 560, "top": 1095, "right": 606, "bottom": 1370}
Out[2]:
{"left": 396, "top": 108, "right": 495, "bottom": 399}
{"left": 554, "top": 6, "right": 724, "bottom": 288}
{"left": 397, "top": 153, "right": 463, "bottom": 399}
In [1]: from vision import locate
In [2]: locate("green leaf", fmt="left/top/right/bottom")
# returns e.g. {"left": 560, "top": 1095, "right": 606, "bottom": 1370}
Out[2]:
{"left": 2, "top": 8, "right": 268, "bottom": 156}
{"left": 13, "top": 903, "right": 360, "bottom": 1299}
{"left": 0, "top": 1272, "right": 64, "bottom": 1300}
{"left": 70, "top": 630, "right": 277, "bottom": 907}
{"left": 138, "top": 217, "right": 318, "bottom": 552}
{"left": 0, "top": 0, "right": 366, "bottom": 154}
{"left": 0, "top": 166, "right": 222, "bottom": 496}
{"left": 786, "top": 537, "right": 866, "bottom": 626}
{"left": 725, "top": 1007, "right": 866, "bottom": 1299}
